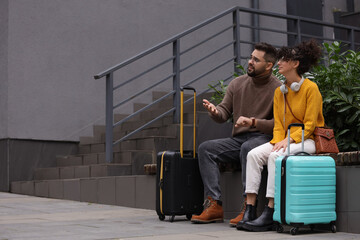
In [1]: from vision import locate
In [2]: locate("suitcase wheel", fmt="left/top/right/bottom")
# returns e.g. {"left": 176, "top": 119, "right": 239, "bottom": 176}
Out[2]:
{"left": 276, "top": 225, "right": 284, "bottom": 233}
{"left": 186, "top": 214, "right": 192, "bottom": 221}
{"left": 331, "top": 223, "right": 337, "bottom": 233}
{"left": 310, "top": 224, "right": 315, "bottom": 232}
{"left": 158, "top": 214, "right": 165, "bottom": 221}
{"left": 290, "top": 227, "right": 299, "bottom": 235}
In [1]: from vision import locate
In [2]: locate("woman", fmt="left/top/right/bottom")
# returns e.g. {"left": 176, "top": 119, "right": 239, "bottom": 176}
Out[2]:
{"left": 236, "top": 39, "right": 325, "bottom": 232}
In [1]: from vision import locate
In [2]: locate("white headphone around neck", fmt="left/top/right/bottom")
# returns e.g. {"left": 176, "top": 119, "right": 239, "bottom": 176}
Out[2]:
{"left": 280, "top": 77, "right": 305, "bottom": 94}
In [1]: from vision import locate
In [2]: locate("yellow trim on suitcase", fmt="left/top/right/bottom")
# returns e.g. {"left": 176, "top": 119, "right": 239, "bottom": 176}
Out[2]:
{"left": 180, "top": 91, "right": 184, "bottom": 158}
{"left": 193, "top": 91, "right": 196, "bottom": 158}
{"left": 159, "top": 151, "right": 166, "bottom": 214}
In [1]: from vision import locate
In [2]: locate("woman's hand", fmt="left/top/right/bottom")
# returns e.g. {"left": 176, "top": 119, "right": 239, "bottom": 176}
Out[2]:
{"left": 272, "top": 137, "right": 295, "bottom": 152}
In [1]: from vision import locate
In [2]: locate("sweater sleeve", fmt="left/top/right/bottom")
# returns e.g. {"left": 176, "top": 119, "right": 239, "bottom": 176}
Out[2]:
{"left": 256, "top": 119, "right": 275, "bottom": 135}
{"left": 290, "top": 84, "right": 324, "bottom": 143}
{"left": 270, "top": 88, "right": 286, "bottom": 144}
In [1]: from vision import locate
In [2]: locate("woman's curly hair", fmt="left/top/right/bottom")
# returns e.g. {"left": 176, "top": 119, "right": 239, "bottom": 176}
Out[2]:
{"left": 277, "top": 39, "right": 321, "bottom": 75}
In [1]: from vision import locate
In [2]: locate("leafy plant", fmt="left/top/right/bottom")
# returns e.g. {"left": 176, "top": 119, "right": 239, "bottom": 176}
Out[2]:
{"left": 309, "top": 41, "right": 360, "bottom": 151}
{"left": 272, "top": 65, "right": 286, "bottom": 83}
{"left": 208, "top": 79, "right": 229, "bottom": 105}
{"left": 207, "top": 64, "right": 246, "bottom": 105}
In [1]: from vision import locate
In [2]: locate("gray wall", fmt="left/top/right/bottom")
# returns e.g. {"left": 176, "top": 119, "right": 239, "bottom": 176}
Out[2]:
{"left": 1, "top": 0, "right": 345, "bottom": 142}
{"left": 3, "top": 0, "right": 257, "bottom": 142}
{"left": 0, "top": 1, "right": 9, "bottom": 140}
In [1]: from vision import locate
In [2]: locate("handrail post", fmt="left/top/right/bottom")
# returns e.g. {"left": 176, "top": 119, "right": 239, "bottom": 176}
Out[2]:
{"left": 233, "top": 8, "right": 241, "bottom": 74}
{"left": 173, "top": 39, "right": 181, "bottom": 124}
{"left": 105, "top": 73, "right": 114, "bottom": 163}
{"left": 296, "top": 18, "right": 302, "bottom": 44}
{"left": 349, "top": 29, "right": 355, "bottom": 50}
{"left": 252, "top": 0, "right": 260, "bottom": 44}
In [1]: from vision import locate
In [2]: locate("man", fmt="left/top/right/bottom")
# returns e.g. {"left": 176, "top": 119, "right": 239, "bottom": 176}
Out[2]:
{"left": 191, "top": 42, "right": 281, "bottom": 226}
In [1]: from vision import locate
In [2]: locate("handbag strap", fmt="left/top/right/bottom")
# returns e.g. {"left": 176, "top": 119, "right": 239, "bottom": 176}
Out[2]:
{"left": 284, "top": 95, "right": 302, "bottom": 123}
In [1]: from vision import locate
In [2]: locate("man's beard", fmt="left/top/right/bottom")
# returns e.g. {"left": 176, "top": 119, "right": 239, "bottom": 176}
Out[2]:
{"left": 247, "top": 64, "right": 266, "bottom": 77}
{"left": 247, "top": 64, "right": 256, "bottom": 77}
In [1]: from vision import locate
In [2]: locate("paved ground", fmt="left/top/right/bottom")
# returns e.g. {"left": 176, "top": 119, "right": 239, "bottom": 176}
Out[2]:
{"left": 0, "top": 192, "right": 359, "bottom": 240}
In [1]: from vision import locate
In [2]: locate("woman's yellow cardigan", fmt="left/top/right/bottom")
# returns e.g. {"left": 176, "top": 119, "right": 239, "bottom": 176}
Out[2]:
{"left": 270, "top": 78, "right": 325, "bottom": 144}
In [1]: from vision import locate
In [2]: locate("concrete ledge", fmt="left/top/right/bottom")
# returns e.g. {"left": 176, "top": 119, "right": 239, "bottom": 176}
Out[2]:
{"left": 98, "top": 177, "right": 116, "bottom": 205}
{"left": 63, "top": 179, "right": 80, "bottom": 201}
{"left": 116, "top": 176, "right": 136, "bottom": 208}
{"left": 80, "top": 179, "right": 98, "bottom": 203}
{"left": 135, "top": 175, "right": 155, "bottom": 210}
{"left": 336, "top": 166, "right": 360, "bottom": 233}
{"left": 318, "top": 151, "right": 360, "bottom": 166}
{"left": 10, "top": 181, "right": 22, "bottom": 194}
{"left": 21, "top": 181, "right": 35, "bottom": 196}
{"left": 48, "top": 180, "right": 63, "bottom": 199}
{"left": 35, "top": 181, "right": 49, "bottom": 197}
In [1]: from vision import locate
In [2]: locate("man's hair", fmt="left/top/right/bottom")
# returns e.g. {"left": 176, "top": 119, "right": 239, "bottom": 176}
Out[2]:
{"left": 254, "top": 42, "right": 277, "bottom": 66}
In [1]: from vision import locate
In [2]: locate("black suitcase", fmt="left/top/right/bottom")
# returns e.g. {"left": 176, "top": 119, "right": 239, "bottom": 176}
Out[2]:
{"left": 156, "top": 86, "right": 204, "bottom": 222}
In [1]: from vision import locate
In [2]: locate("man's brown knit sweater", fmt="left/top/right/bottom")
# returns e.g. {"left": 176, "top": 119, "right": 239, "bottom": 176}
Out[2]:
{"left": 211, "top": 71, "right": 281, "bottom": 137}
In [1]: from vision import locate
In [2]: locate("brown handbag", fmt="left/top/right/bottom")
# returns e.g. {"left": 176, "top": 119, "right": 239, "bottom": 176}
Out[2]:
{"left": 284, "top": 96, "right": 339, "bottom": 154}
{"left": 313, "top": 127, "right": 339, "bottom": 154}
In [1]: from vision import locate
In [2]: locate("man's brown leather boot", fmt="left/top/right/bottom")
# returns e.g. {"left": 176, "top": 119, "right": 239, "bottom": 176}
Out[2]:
{"left": 191, "top": 196, "right": 224, "bottom": 223}
{"left": 229, "top": 197, "right": 247, "bottom": 227}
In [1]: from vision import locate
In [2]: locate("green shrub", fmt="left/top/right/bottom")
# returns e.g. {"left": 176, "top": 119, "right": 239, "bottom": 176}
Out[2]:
{"left": 309, "top": 41, "right": 360, "bottom": 151}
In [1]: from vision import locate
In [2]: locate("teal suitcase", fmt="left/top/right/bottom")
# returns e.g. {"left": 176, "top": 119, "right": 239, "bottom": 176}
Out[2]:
{"left": 273, "top": 123, "right": 337, "bottom": 235}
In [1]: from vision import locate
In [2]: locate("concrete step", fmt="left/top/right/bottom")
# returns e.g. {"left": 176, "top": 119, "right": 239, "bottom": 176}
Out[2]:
{"left": 134, "top": 136, "right": 179, "bottom": 151}
{"left": 96, "top": 114, "right": 197, "bottom": 142}
{"left": 79, "top": 135, "right": 181, "bottom": 155}
{"left": 56, "top": 153, "right": 117, "bottom": 167}
{"left": 151, "top": 91, "right": 170, "bottom": 101}
{"left": 117, "top": 136, "right": 179, "bottom": 152}
{"left": 34, "top": 164, "right": 132, "bottom": 180}
{"left": 79, "top": 136, "right": 101, "bottom": 145}
{"left": 133, "top": 102, "right": 202, "bottom": 114}
{"left": 128, "top": 124, "right": 195, "bottom": 139}
{"left": 115, "top": 150, "right": 155, "bottom": 175}
{"left": 151, "top": 91, "right": 213, "bottom": 103}
{"left": 135, "top": 93, "right": 194, "bottom": 110}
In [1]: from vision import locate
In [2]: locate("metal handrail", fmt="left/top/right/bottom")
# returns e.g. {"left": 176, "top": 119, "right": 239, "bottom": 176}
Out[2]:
{"left": 94, "top": 7, "right": 238, "bottom": 80}
{"left": 94, "top": 6, "right": 360, "bottom": 163}
{"left": 113, "top": 56, "right": 175, "bottom": 91}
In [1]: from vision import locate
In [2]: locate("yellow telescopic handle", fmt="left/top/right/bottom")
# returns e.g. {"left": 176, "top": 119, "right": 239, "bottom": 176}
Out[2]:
{"left": 193, "top": 91, "right": 196, "bottom": 158}
{"left": 180, "top": 86, "right": 196, "bottom": 158}
{"left": 180, "top": 90, "right": 184, "bottom": 158}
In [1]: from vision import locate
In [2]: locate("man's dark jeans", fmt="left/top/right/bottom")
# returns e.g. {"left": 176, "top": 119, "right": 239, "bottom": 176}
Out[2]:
{"left": 198, "top": 132, "right": 272, "bottom": 200}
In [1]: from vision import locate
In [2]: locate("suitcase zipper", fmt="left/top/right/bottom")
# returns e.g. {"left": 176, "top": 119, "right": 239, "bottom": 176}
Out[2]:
{"left": 281, "top": 156, "right": 287, "bottom": 225}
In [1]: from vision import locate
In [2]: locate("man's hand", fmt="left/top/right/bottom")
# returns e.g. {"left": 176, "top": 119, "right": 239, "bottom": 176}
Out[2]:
{"left": 203, "top": 99, "right": 219, "bottom": 116}
{"left": 272, "top": 137, "right": 295, "bottom": 152}
{"left": 235, "top": 116, "right": 252, "bottom": 128}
